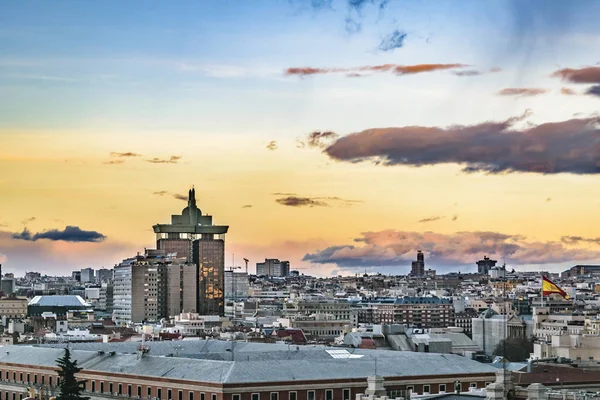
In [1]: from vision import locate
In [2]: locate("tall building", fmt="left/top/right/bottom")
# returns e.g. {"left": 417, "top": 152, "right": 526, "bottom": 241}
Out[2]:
{"left": 96, "top": 268, "right": 114, "bottom": 283}
{"left": 80, "top": 268, "right": 95, "bottom": 283}
{"left": 476, "top": 256, "right": 497, "bottom": 275}
{"left": 224, "top": 271, "right": 249, "bottom": 300}
{"left": 256, "top": 258, "right": 290, "bottom": 277}
{"left": 112, "top": 250, "right": 197, "bottom": 325}
{"left": 411, "top": 250, "right": 425, "bottom": 276}
{"left": 153, "top": 187, "right": 229, "bottom": 316}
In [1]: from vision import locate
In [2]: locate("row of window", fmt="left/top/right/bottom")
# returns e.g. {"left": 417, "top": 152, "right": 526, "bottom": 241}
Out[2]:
{"left": 2, "top": 371, "right": 58, "bottom": 387}
{"left": 85, "top": 381, "right": 217, "bottom": 400}
{"left": 247, "top": 388, "right": 351, "bottom": 400}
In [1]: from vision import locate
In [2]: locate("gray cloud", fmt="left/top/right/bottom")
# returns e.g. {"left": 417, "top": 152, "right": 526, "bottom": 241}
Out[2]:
{"left": 12, "top": 226, "right": 107, "bottom": 243}
{"left": 103, "top": 160, "right": 125, "bottom": 165}
{"left": 242, "top": 204, "right": 253, "bottom": 208}
{"left": 153, "top": 191, "right": 187, "bottom": 201}
{"left": 322, "top": 113, "right": 600, "bottom": 174}
{"left": 497, "top": 88, "right": 548, "bottom": 97}
{"left": 418, "top": 216, "right": 444, "bottom": 223}
{"left": 586, "top": 85, "right": 600, "bottom": 97}
{"left": 276, "top": 196, "right": 328, "bottom": 207}
{"left": 146, "top": 156, "right": 181, "bottom": 164}
{"left": 110, "top": 152, "right": 142, "bottom": 157}
{"left": 561, "top": 87, "right": 577, "bottom": 95}
{"left": 303, "top": 230, "right": 600, "bottom": 268}
{"left": 452, "top": 214, "right": 459, "bottom": 221}
{"left": 379, "top": 30, "right": 407, "bottom": 52}
{"left": 561, "top": 236, "right": 600, "bottom": 245}
{"left": 553, "top": 67, "right": 600, "bottom": 84}
{"left": 286, "top": 63, "right": 468, "bottom": 77}
{"left": 266, "top": 140, "right": 278, "bottom": 150}
{"left": 21, "top": 217, "right": 36, "bottom": 225}
{"left": 306, "top": 131, "right": 340, "bottom": 148}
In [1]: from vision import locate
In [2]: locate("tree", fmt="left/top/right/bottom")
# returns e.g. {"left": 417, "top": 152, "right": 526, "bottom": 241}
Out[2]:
{"left": 55, "top": 349, "right": 89, "bottom": 400}
{"left": 493, "top": 336, "right": 534, "bottom": 362}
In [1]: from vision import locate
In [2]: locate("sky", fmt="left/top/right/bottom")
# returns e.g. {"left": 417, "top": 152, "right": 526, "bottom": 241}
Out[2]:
{"left": 1, "top": 0, "right": 600, "bottom": 277}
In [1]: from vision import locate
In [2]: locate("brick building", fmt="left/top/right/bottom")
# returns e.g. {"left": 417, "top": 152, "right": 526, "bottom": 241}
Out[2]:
{"left": 0, "top": 341, "right": 496, "bottom": 400}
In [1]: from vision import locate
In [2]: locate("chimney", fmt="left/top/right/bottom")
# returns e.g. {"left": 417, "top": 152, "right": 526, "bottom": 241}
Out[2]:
{"left": 365, "top": 376, "right": 386, "bottom": 397}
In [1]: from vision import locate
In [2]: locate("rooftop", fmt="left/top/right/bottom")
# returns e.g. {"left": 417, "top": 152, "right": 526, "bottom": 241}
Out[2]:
{"left": 28, "top": 295, "right": 90, "bottom": 307}
{"left": 9, "top": 341, "right": 499, "bottom": 384}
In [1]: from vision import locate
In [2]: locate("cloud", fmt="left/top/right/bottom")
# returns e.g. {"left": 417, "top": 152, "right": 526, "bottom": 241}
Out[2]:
{"left": 546, "top": 197, "right": 552, "bottom": 202}
{"left": 242, "top": 204, "right": 253, "bottom": 208}
{"left": 553, "top": 67, "right": 600, "bottom": 84}
{"left": 274, "top": 194, "right": 361, "bottom": 208}
{"left": 586, "top": 85, "right": 600, "bottom": 97}
{"left": 276, "top": 196, "right": 329, "bottom": 207}
{"left": 12, "top": 226, "right": 107, "bottom": 243}
{"left": 146, "top": 156, "right": 181, "bottom": 164}
{"left": 21, "top": 217, "right": 36, "bottom": 225}
{"left": 323, "top": 113, "right": 600, "bottom": 174}
{"left": 266, "top": 140, "right": 278, "bottom": 150}
{"left": 0, "top": 252, "right": 6, "bottom": 264}
{"left": 285, "top": 63, "right": 468, "bottom": 77}
{"left": 153, "top": 191, "right": 187, "bottom": 201}
{"left": 497, "top": 88, "right": 548, "bottom": 97}
{"left": 378, "top": 30, "right": 407, "bottom": 52}
{"left": 561, "top": 236, "right": 600, "bottom": 245}
{"left": 110, "top": 152, "right": 141, "bottom": 157}
{"left": 454, "top": 70, "right": 483, "bottom": 77}
{"left": 418, "top": 216, "right": 444, "bottom": 223}
{"left": 103, "top": 160, "right": 125, "bottom": 165}
{"left": 452, "top": 215, "right": 459, "bottom": 221}
{"left": 302, "top": 230, "right": 600, "bottom": 269}
{"left": 306, "top": 131, "right": 339, "bottom": 148}
{"left": 561, "top": 87, "right": 577, "bottom": 95}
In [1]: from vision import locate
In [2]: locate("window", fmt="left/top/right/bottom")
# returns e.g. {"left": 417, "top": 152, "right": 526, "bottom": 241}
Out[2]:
{"left": 91, "top": 381, "right": 96, "bottom": 392}
{"left": 423, "top": 386, "right": 430, "bottom": 394}
{"left": 27, "top": 373, "right": 30, "bottom": 383}
{"left": 128, "top": 385, "right": 132, "bottom": 397}
{"left": 201, "top": 393, "right": 206, "bottom": 400}
{"left": 42, "top": 376, "right": 45, "bottom": 385}
{"left": 289, "top": 392, "right": 297, "bottom": 400}
{"left": 19, "top": 373, "right": 23, "bottom": 382}
{"left": 439, "top": 385, "right": 446, "bottom": 393}
{"left": 251, "top": 394, "right": 259, "bottom": 400}
{"left": 233, "top": 395, "right": 241, "bottom": 400}
{"left": 470, "top": 383, "right": 477, "bottom": 389}
{"left": 270, "top": 393, "right": 278, "bottom": 400}
{"left": 100, "top": 382, "right": 105, "bottom": 393}
{"left": 343, "top": 389, "right": 350, "bottom": 400}
{"left": 211, "top": 394, "right": 216, "bottom": 400}
{"left": 158, "top": 389, "right": 162, "bottom": 400}
{"left": 168, "top": 389, "right": 172, "bottom": 400}
{"left": 308, "top": 391, "right": 315, "bottom": 400}
{"left": 34, "top": 375, "right": 37, "bottom": 384}
{"left": 109, "top": 383, "right": 114, "bottom": 394}
{"left": 148, "top": 387, "right": 152, "bottom": 398}
{"left": 179, "top": 391, "right": 183, "bottom": 400}
{"left": 50, "top": 376, "right": 53, "bottom": 386}
{"left": 137, "top": 386, "right": 141, "bottom": 398}
{"left": 189, "top": 393, "right": 194, "bottom": 400}
{"left": 325, "top": 390, "right": 333, "bottom": 400}
{"left": 119, "top": 384, "right": 123, "bottom": 395}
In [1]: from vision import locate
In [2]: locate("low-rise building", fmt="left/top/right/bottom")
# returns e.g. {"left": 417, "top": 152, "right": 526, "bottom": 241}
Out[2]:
{"left": 0, "top": 296, "right": 28, "bottom": 319}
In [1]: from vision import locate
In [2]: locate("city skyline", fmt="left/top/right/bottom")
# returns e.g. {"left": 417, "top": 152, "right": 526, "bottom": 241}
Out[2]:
{"left": 2, "top": 0, "right": 600, "bottom": 276}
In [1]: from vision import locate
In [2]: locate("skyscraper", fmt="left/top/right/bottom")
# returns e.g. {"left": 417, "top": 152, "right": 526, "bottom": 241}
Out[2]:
{"left": 153, "top": 187, "right": 229, "bottom": 316}
{"left": 476, "top": 256, "right": 497, "bottom": 275}
{"left": 411, "top": 250, "right": 425, "bottom": 276}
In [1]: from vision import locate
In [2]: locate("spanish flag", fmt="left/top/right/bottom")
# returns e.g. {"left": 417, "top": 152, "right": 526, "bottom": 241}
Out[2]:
{"left": 542, "top": 276, "right": 569, "bottom": 299}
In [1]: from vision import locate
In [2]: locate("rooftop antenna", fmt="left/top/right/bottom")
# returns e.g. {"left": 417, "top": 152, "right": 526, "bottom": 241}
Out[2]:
{"left": 243, "top": 258, "right": 249, "bottom": 274}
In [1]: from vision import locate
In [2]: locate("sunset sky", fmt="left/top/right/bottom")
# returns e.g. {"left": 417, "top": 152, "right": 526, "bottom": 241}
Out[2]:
{"left": 1, "top": 0, "right": 600, "bottom": 276}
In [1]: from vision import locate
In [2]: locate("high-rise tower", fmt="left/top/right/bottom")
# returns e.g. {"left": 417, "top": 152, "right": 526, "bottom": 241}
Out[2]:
{"left": 152, "top": 187, "right": 229, "bottom": 316}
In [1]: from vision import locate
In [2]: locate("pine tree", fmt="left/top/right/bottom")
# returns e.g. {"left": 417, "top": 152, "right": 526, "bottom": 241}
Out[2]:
{"left": 55, "top": 348, "right": 89, "bottom": 400}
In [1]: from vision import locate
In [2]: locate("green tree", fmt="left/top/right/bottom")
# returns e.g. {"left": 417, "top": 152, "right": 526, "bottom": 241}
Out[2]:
{"left": 493, "top": 336, "right": 534, "bottom": 362}
{"left": 56, "top": 349, "right": 89, "bottom": 400}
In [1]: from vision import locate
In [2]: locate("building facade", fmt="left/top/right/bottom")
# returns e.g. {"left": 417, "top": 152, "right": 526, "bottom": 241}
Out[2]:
{"left": 153, "top": 187, "right": 229, "bottom": 316}
{"left": 357, "top": 297, "right": 454, "bottom": 329}
{"left": 256, "top": 259, "right": 290, "bottom": 277}
{"left": 80, "top": 268, "right": 95, "bottom": 283}
{"left": 0, "top": 297, "right": 28, "bottom": 319}
{"left": 112, "top": 250, "right": 197, "bottom": 325}
{"left": 411, "top": 251, "right": 425, "bottom": 276}
{"left": 476, "top": 256, "right": 497, "bottom": 275}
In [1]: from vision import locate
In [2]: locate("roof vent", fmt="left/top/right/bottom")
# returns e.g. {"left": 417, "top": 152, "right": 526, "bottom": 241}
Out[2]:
{"left": 109, "top": 351, "right": 116, "bottom": 356}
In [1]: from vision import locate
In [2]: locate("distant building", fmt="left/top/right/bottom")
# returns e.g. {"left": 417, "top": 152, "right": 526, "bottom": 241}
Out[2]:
{"left": 80, "top": 268, "right": 95, "bottom": 283}
{"left": 96, "top": 268, "right": 113, "bottom": 283}
{"left": 112, "top": 249, "right": 197, "bottom": 325}
{"left": 71, "top": 271, "right": 81, "bottom": 282}
{"left": 357, "top": 297, "right": 454, "bottom": 329}
{"left": 0, "top": 278, "right": 16, "bottom": 295}
{"left": 153, "top": 187, "right": 229, "bottom": 316}
{"left": 256, "top": 259, "right": 290, "bottom": 277}
{"left": 224, "top": 271, "right": 249, "bottom": 300}
{"left": 411, "top": 251, "right": 425, "bottom": 276}
{"left": 471, "top": 308, "right": 533, "bottom": 355}
{"left": 561, "top": 265, "right": 600, "bottom": 278}
{"left": 0, "top": 297, "right": 28, "bottom": 319}
{"left": 476, "top": 256, "right": 497, "bottom": 275}
{"left": 27, "top": 295, "right": 91, "bottom": 317}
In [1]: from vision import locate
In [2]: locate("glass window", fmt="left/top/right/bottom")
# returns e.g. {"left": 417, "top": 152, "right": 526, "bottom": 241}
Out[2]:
{"left": 211, "top": 394, "right": 216, "bottom": 400}
{"left": 251, "top": 394, "right": 259, "bottom": 400}
{"left": 201, "top": 393, "right": 206, "bottom": 400}
{"left": 119, "top": 384, "right": 123, "bottom": 395}
{"left": 325, "top": 390, "right": 333, "bottom": 400}
{"left": 271, "top": 393, "right": 278, "bottom": 400}
{"left": 189, "top": 393, "right": 194, "bottom": 400}
{"left": 308, "top": 391, "right": 315, "bottom": 400}
{"left": 470, "top": 383, "right": 477, "bottom": 388}
{"left": 158, "top": 389, "right": 162, "bottom": 399}
{"left": 233, "top": 395, "right": 241, "bottom": 400}
{"left": 91, "top": 381, "right": 96, "bottom": 392}
{"left": 148, "top": 387, "right": 152, "bottom": 397}
{"left": 128, "top": 385, "right": 132, "bottom": 397}
{"left": 439, "top": 385, "right": 446, "bottom": 393}
{"left": 343, "top": 389, "right": 350, "bottom": 400}
{"left": 100, "top": 382, "right": 105, "bottom": 393}
{"left": 138, "top": 386, "right": 142, "bottom": 398}
{"left": 289, "top": 392, "right": 297, "bottom": 400}
{"left": 423, "top": 386, "right": 430, "bottom": 394}
{"left": 168, "top": 390, "right": 172, "bottom": 400}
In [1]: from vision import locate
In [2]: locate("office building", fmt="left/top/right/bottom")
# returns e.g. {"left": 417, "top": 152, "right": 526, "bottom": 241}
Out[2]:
{"left": 71, "top": 271, "right": 81, "bottom": 282}
{"left": 411, "top": 251, "right": 425, "bottom": 276}
{"left": 561, "top": 265, "right": 600, "bottom": 278}
{"left": 153, "top": 187, "right": 229, "bottom": 316}
{"left": 357, "top": 297, "right": 454, "bottom": 328}
{"left": 224, "top": 271, "right": 249, "bottom": 300}
{"left": 112, "top": 250, "right": 197, "bottom": 325}
{"left": 96, "top": 268, "right": 113, "bottom": 283}
{"left": 80, "top": 268, "right": 95, "bottom": 283}
{"left": 256, "top": 258, "right": 290, "bottom": 277}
